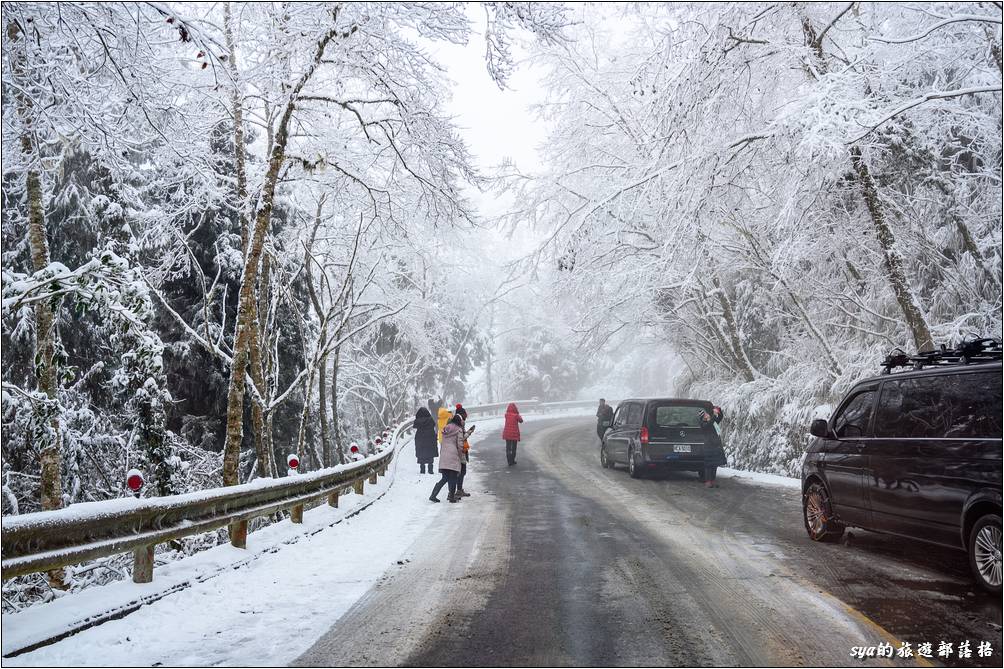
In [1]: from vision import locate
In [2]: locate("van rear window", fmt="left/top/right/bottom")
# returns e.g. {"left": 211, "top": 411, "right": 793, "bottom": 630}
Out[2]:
{"left": 652, "top": 405, "right": 704, "bottom": 428}
{"left": 875, "top": 371, "right": 1002, "bottom": 439}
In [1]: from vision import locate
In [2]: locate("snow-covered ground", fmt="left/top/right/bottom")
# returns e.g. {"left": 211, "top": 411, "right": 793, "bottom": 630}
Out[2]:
{"left": 3, "top": 410, "right": 802, "bottom": 666}
{"left": 3, "top": 417, "right": 506, "bottom": 666}
{"left": 716, "top": 467, "right": 800, "bottom": 489}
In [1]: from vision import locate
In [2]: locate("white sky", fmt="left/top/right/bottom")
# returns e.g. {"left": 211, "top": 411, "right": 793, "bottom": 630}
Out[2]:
{"left": 431, "top": 5, "right": 549, "bottom": 225}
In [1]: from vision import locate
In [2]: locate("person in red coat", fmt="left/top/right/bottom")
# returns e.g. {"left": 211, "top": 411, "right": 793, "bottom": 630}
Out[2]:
{"left": 502, "top": 402, "right": 523, "bottom": 466}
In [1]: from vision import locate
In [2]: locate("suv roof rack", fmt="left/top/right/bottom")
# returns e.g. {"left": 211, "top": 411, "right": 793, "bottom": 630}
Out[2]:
{"left": 881, "top": 338, "right": 1003, "bottom": 374}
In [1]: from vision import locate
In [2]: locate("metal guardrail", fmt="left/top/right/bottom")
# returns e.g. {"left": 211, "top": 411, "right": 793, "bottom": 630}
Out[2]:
{"left": 1, "top": 398, "right": 599, "bottom": 585}
{"left": 1, "top": 420, "right": 407, "bottom": 584}
{"left": 465, "top": 399, "right": 601, "bottom": 416}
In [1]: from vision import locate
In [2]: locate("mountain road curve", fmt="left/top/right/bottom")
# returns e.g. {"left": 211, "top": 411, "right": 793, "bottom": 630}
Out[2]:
{"left": 294, "top": 416, "right": 1001, "bottom": 667}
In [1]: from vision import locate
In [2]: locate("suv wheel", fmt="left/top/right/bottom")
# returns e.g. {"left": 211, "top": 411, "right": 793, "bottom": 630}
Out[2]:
{"left": 600, "top": 446, "right": 610, "bottom": 469}
{"left": 628, "top": 448, "right": 642, "bottom": 479}
{"left": 803, "top": 481, "right": 844, "bottom": 542}
{"left": 969, "top": 514, "right": 1002, "bottom": 593}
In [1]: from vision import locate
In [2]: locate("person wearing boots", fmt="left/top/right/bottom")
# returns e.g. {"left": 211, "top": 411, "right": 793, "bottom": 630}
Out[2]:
{"left": 431, "top": 414, "right": 466, "bottom": 503}
{"left": 502, "top": 402, "right": 523, "bottom": 466}
{"left": 413, "top": 407, "right": 438, "bottom": 474}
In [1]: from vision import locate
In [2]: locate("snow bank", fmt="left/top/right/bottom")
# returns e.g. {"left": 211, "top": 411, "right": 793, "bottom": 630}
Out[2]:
{"left": 2, "top": 434, "right": 443, "bottom": 665}
{"left": 715, "top": 467, "right": 801, "bottom": 490}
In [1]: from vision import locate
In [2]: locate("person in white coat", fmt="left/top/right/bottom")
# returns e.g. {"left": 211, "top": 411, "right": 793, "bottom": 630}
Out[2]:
{"left": 429, "top": 414, "right": 465, "bottom": 503}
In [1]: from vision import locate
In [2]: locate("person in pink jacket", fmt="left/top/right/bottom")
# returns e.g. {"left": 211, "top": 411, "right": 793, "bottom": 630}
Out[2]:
{"left": 502, "top": 402, "right": 523, "bottom": 466}
{"left": 430, "top": 414, "right": 466, "bottom": 503}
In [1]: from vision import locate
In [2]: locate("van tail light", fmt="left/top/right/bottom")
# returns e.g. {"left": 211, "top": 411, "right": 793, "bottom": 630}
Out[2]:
{"left": 640, "top": 426, "right": 649, "bottom": 445}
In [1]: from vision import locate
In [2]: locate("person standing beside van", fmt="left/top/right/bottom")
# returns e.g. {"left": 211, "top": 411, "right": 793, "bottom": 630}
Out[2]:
{"left": 596, "top": 398, "right": 614, "bottom": 441}
{"left": 699, "top": 406, "right": 726, "bottom": 488}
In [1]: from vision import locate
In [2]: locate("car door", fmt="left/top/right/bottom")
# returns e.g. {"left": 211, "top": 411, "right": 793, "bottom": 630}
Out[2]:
{"left": 605, "top": 404, "right": 631, "bottom": 464}
{"left": 624, "top": 402, "right": 644, "bottom": 458}
{"left": 867, "top": 371, "right": 1003, "bottom": 547}
{"left": 820, "top": 385, "right": 877, "bottom": 527}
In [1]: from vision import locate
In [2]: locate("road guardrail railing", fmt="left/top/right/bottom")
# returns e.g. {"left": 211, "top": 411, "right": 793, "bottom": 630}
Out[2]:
{"left": 1, "top": 398, "right": 599, "bottom": 585}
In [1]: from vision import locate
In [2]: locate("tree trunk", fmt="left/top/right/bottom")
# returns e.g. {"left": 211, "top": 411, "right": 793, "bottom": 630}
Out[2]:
{"left": 709, "top": 274, "right": 756, "bottom": 382}
{"left": 985, "top": 25, "right": 1003, "bottom": 74}
{"left": 485, "top": 303, "right": 495, "bottom": 402}
{"left": 954, "top": 216, "right": 1001, "bottom": 291}
{"left": 303, "top": 200, "right": 330, "bottom": 467}
{"left": 222, "top": 175, "right": 275, "bottom": 486}
{"left": 26, "top": 171, "right": 63, "bottom": 511}
{"left": 222, "top": 20, "right": 346, "bottom": 486}
{"left": 247, "top": 253, "right": 273, "bottom": 479}
{"left": 8, "top": 20, "right": 66, "bottom": 589}
{"left": 849, "top": 147, "right": 935, "bottom": 352}
{"left": 331, "top": 344, "right": 344, "bottom": 464}
{"left": 318, "top": 351, "right": 330, "bottom": 467}
{"left": 223, "top": 1, "right": 249, "bottom": 254}
{"left": 248, "top": 341, "right": 271, "bottom": 479}
{"left": 800, "top": 13, "right": 935, "bottom": 353}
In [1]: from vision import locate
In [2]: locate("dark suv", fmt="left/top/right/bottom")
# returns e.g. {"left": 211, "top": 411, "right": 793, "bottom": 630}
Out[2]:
{"left": 801, "top": 340, "right": 1002, "bottom": 592}
{"left": 600, "top": 398, "right": 725, "bottom": 478}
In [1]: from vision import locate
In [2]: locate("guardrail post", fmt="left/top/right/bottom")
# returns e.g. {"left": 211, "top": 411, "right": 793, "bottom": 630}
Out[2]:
{"left": 327, "top": 491, "right": 339, "bottom": 507}
{"left": 377, "top": 464, "right": 386, "bottom": 477}
{"left": 353, "top": 479, "right": 364, "bottom": 495}
{"left": 229, "top": 520, "right": 247, "bottom": 548}
{"left": 368, "top": 469, "right": 378, "bottom": 485}
{"left": 133, "top": 544, "right": 155, "bottom": 583}
{"left": 291, "top": 504, "right": 303, "bottom": 524}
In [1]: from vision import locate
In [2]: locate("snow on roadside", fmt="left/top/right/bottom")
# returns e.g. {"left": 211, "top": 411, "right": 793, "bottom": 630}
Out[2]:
{"left": 715, "top": 467, "right": 801, "bottom": 489}
{"left": 3, "top": 438, "right": 450, "bottom": 667}
{"left": 2, "top": 414, "right": 517, "bottom": 666}
{"left": 3, "top": 409, "right": 799, "bottom": 666}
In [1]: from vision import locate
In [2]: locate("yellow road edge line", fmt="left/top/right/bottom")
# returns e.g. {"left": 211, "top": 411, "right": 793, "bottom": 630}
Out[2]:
{"left": 837, "top": 598, "right": 937, "bottom": 668}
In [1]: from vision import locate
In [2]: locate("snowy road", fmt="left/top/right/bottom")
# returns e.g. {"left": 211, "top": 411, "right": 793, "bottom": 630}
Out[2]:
{"left": 296, "top": 416, "right": 1001, "bottom": 668}
{"left": 7, "top": 416, "right": 1000, "bottom": 667}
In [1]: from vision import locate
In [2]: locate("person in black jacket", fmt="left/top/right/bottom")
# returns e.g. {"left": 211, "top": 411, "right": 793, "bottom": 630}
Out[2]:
{"left": 699, "top": 406, "right": 726, "bottom": 488}
{"left": 596, "top": 399, "right": 614, "bottom": 441}
{"left": 413, "top": 407, "right": 438, "bottom": 474}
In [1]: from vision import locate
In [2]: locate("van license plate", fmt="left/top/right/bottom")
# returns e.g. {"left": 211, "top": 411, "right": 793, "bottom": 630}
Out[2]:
{"left": 674, "top": 444, "right": 691, "bottom": 453}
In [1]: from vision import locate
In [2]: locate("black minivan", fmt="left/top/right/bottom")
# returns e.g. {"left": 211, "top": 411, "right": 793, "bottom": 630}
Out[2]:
{"left": 600, "top": 397, "right": 726, "bottom": 478}
{"left": 801, "top": 342, "right": 1002, "bottom": 592}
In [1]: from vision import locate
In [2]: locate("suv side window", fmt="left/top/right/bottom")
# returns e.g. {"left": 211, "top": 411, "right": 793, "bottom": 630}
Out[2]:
{"left": 833, "top": 389, "right": 876, "bottom": 439}
{"left": 875, "top": 376, "right": 942, "bottom": 438}
{"left": 877, "top": 372, "right": 1003, "bottom": 439}
{"left": 946, "top": 371, "right": 1003, "bottom": 438}
{"left": 612, "top": 405, "right": 628, "bottom": 428}
{"left": 627, "top": 403, "right": 644, "bottom": 426}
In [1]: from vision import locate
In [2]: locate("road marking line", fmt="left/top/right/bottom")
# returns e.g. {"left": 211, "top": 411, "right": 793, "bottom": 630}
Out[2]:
{"left": 835, "top": 597, "right": 937, "bottom": 667}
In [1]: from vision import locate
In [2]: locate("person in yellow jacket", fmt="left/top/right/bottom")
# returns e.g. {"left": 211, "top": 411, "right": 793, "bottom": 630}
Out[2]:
{"left": 437, "top": 406, "right": 453, "bottom": 444}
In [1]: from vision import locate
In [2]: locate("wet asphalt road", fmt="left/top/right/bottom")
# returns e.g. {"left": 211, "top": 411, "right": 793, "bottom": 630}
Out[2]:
{"left": 295, "top": 417, "right": 1002, "bottom": 667}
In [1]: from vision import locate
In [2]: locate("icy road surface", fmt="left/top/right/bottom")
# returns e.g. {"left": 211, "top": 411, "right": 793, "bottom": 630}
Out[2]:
{"left": 296, "top": 417, "right": 1001, "bottom": 667}
{"left": 7, "top": 417, "right": 1000, "bottom": 667}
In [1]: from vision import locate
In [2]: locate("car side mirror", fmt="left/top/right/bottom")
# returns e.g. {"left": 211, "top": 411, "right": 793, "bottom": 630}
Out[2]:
{"left": 810, "top": 418, "right": 831, "bottom": 439}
